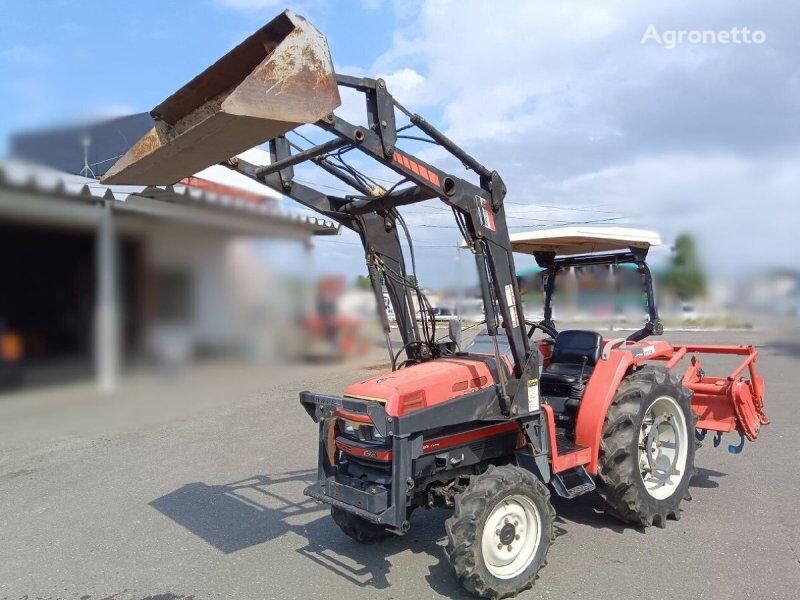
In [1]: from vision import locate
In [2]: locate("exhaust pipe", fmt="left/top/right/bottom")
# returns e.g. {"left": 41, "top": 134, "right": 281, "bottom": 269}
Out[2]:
{"left": 102, "top": 10, "right": 341, "bottom": 185}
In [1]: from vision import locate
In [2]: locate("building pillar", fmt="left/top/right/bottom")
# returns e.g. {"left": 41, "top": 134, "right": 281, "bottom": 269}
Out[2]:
{"left": 95, "top": 201, "right": 120, "bottom": 392}
{"left": 303, "top": 238, "right": 315, "bottom": 315}
{"left": 455, "top": 246, "right": 464, "bottom": 312}
{"left": 608, "top": 264, "right": 617, "bottom": 331}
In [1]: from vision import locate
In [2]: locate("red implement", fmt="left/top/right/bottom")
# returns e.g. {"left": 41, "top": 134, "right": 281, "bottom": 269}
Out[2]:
{"left": 676, "top": 345, "right": 768, "bottom": 441}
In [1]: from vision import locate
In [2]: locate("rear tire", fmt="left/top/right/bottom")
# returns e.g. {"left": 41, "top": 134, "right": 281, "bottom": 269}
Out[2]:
{"left": 331, "top": 507, "right": 392, "bottom": 542}
{"left": 597, "top": 365, "right": 696, "bottom": 527}
{"left": 446, "top": 465, "right": 555, "bottom": 599}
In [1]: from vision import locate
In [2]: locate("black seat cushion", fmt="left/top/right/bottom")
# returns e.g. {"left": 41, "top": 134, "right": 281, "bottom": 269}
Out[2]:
{"left": 540, "top": 330, "right": 602, "bottom": 391}
{"left": 549, "top": 330, "right": 602, "bottom": 367}
{"left": 540, "top": 362, "right": 595, "bottom": 386}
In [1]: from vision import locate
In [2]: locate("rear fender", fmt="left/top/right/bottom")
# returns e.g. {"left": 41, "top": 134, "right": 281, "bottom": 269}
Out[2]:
{"left": 574, "top": 340, "right": 672, "bottom": 475}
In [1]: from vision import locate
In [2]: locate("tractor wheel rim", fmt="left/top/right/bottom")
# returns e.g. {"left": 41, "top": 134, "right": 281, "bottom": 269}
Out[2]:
{"left": 638, "top": 395, "right": 688, "bottom": 499}
{"left": 481, "top": 493, "right": 541, "bottom": 579}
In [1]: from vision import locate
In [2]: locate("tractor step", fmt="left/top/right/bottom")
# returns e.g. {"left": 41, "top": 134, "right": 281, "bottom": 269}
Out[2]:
{"left": 555, "top": 432, "right": 585, "bottom": 455}
{"left": 551, "top": 465, "right": 596, "bottom": 499}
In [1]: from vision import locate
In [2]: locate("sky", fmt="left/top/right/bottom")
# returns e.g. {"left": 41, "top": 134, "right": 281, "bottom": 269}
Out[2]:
{"left": 1, "top": 0, "right": 798, "bottom": 288}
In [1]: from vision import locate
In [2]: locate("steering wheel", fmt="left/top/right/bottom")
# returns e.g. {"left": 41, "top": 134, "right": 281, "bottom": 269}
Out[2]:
{"left": 525, "top": 320, "right": 557, "bottom": 340}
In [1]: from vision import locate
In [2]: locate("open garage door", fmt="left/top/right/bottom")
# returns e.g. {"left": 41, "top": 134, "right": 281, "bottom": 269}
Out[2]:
{"left": 0, "top": 222, "right": 96, "bottom": 383}
{"left": 0, "top": 221, "right": 142, "bottom": 387}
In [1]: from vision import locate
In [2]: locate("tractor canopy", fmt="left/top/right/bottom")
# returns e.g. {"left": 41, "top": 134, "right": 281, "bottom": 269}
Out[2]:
{"left": 509, "top": 226, "right": 664, "bottom": 342}
{"left": 508, "top": 226, "right": 661, "bottom": 257}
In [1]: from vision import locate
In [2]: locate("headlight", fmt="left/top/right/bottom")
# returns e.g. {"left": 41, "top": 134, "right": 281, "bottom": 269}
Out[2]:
{"left": 341, "top": 421, "right": 383, "bottom": 442}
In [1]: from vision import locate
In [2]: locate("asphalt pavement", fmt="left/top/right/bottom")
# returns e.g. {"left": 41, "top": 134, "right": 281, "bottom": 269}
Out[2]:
{"left": 0, "top": 326, "right": 798, "bottom": 599}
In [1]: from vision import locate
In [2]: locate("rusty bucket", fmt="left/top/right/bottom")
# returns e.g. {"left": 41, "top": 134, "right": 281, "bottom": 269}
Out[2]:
{"left": 103, "top": 10, "right": 341, "bottom": 185}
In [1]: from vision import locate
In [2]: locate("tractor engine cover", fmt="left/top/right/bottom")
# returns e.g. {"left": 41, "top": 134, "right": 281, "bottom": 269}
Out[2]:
{"left": 344, "top": 358, "right": 495, "bottom": 417}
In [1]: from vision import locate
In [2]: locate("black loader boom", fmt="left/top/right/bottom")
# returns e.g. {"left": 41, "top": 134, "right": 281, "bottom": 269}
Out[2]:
{"left": 104, "top": 9, "right": 536, "bottom": 418}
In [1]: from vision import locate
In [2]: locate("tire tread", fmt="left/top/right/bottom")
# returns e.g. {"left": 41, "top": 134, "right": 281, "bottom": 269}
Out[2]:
{"left": 446, "top": 465, "right": 555, "bottom": 599}
{"left": 597, "top": 365, "right": 697, "bottom": 526}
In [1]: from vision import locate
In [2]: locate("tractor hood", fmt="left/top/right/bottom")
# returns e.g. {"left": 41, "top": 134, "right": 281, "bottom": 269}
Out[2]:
{"left": 344, "top": 358, "right": 495, "bottom": 417}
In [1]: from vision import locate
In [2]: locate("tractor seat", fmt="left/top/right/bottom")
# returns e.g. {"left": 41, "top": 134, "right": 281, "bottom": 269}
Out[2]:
{"left": 540, "top": 330, "right": 602, "bottom": 389}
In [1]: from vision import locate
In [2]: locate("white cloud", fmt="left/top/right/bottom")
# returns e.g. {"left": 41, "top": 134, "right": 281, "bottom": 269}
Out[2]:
{"left": 381, "top": 67, "right": 425, "bottom": 103}
{"left": 359, "top": 0, "right": 800, "bottom": 278}
{"left": 330, "top": 65, "right": 425, "bottom": 127}
{"left": 234, "top": 0, "right": 798, "bottom": 283}
{"left": 548, "top": 152, "right": 798, "bottom": 273}
{"left": 372, "top": 0, "right": 799, "bottom": 151}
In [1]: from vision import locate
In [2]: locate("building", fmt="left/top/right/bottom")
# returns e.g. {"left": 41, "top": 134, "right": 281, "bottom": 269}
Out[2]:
{"left": 0, "top": 115, "right": 338, "bottom": 391}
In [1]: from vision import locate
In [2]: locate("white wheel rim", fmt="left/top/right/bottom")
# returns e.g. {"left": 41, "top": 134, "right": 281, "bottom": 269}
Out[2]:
{"left": 638, "top": 395, "right": 688, "bottom": 499}
{"left": 480, "top": 493, "right": 542, "bottom": 579}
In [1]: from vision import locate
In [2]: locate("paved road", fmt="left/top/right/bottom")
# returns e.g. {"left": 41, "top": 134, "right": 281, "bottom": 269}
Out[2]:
{"left": 1, "top": 327, "right": 798, "bottom": 599}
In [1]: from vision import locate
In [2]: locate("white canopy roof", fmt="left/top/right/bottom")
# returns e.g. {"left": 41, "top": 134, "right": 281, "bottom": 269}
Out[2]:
{"left": 509, "top": 226, "right": 661, "bottom": 256}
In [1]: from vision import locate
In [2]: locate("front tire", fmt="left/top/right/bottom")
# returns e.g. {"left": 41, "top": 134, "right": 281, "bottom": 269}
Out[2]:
{"left": 597, "top": 365, "right": 696, "bottom": 527}
{"left": 446, "top": 465, "right": 555, "bottom": 599}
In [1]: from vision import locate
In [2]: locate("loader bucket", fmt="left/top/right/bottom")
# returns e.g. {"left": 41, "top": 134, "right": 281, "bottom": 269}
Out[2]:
{"left": 102, "top": 10, "right": 341, "bottom": 185}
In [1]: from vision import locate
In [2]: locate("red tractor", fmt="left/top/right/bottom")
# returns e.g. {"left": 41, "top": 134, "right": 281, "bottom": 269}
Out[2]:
{"left": 105, "top": 11, "right": 768, "bottom": 598}
{"left": 299, "top": 275, "right": 369, "bottom": 362}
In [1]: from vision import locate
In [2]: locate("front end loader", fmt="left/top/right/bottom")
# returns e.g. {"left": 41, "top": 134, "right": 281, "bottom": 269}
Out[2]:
{"left": 105, "top": 11, "right": 769, "bottom": 598}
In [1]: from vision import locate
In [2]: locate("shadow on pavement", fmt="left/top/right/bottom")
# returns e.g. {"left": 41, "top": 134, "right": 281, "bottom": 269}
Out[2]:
{"left": 149, "top": 470, "right": 471, "bottom": 596}
{"left": 152, "top": 466, "right": 713, "bottom": 594}
{"left": 296, "top": 507, "right": 471, "bottom": 597}
{"left": 550, "top": 492, "right": 639, "bottom": 536}
{"left": 690, "top": 467, "right": 727, "bottom": 489}
{"left": 550, "top": 468, "right": 727, "bottom": 534}
{"left": 149, "top": 470, "right": 324, "bottom": 554}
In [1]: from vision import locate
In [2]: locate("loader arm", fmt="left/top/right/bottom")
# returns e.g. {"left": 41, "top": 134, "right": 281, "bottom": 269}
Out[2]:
{"left": 102, "top": 9, "right": 535, "bottom": 413}
{"left": 230, "top": 74, "right": 533, "bottom": 399}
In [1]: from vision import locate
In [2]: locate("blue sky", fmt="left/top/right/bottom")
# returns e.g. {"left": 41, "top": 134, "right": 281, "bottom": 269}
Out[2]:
{"left": 1, "top": 1, "right": 798, "bottom": 287}
{"left": 0, "top": 0, "right": 395, "bottom": 148}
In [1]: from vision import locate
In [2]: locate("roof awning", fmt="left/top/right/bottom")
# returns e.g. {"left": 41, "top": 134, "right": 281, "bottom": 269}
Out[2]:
{"left": 0, "top": 158, "right": 338, "bottom": 238}
{"left": 509, "top": 226, "right": 661, "bottom": 256}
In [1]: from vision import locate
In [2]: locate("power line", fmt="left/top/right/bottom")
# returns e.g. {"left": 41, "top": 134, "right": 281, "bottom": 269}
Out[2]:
{"left": 319, "top": 238, "right": 460, "bottom": 249}
{"left": 89, "top": 153, "right": 124, "bottom": 167}
{"left": 290, "top": 130, "right": 318, "bottom": 147}
{"left": 293, "top": 178, "right": 359, "bottom": 193}
{"left": 289, "top": 185, "right": 624, "bottom": 224}
{"left": 417, "top": 216, "right": 626, "bottom": 229}
{"left": 505, "top": 200, "right": 619, "bottom": 215}
{"left": 405, "top": 206, "right": 613, "bottom": 224}
{"left": 319, "top": 213, "right": 627, "bottom": 248}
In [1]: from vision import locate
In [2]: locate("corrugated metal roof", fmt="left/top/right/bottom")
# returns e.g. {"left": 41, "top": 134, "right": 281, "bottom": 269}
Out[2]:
{"left": 0, "top": 158, "right": 339, "bottom": 235}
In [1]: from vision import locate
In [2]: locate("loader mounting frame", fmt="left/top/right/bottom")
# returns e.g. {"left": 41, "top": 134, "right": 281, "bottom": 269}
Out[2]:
{"left": 226, "top": 72, "right": 537, "bottom": 416}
